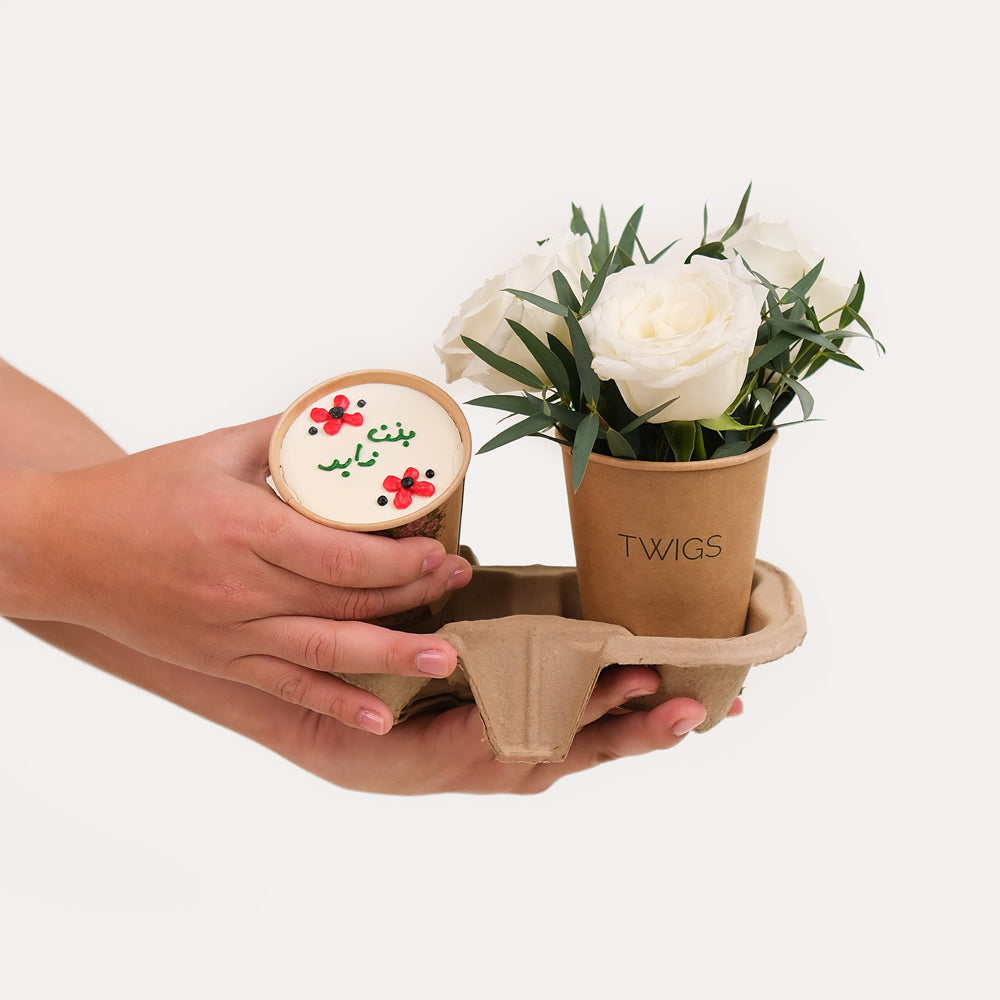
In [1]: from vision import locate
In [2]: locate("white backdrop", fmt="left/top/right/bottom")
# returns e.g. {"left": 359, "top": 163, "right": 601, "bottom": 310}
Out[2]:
{"left": 1, "top": 2, "right": 995, "bottom": 997}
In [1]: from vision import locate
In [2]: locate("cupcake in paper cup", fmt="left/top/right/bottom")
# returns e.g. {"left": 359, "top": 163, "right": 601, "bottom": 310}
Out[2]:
{"left": 269, "top": 370, "right": 472, "bottom": 626}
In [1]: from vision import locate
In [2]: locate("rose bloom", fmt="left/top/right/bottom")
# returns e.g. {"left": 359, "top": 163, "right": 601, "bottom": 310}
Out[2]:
{"left": 716, "top": 216, "right": 852, "bottom": 330}
{"left": 582, "top": 255, "right": 767, "bottom": 422}
{"left": 435, "top": 230, "right": 592, "bottom": 393}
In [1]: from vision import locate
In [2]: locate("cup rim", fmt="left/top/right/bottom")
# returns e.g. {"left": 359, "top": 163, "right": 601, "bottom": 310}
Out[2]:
{"left": 268, "top": 370, "right": 472, "bottom": 531}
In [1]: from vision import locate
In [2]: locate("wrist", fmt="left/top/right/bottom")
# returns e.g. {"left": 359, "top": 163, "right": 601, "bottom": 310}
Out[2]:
{"left": 0, "top": 463, "right": 64, "bottom": 619}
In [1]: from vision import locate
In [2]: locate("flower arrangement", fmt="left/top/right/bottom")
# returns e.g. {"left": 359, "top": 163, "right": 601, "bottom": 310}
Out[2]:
{"left": 435, "top": 185, "right": 881, "bottom": 490}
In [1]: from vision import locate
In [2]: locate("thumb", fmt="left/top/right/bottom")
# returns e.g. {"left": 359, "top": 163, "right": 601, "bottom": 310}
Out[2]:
{"left": 208, "top": 414, "right": 282, "bottom": 483}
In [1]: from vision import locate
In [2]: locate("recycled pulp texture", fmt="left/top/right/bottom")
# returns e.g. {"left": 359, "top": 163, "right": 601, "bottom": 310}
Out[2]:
{"left": 337, "top": 554, "right": 807, "bottom": 763}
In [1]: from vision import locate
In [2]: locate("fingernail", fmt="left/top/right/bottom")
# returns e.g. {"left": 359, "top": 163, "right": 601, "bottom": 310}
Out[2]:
{"left": 357, "top": 709, "right": 389, "bottom": 735}
{"left": 447, "top": 565, "right": 473, "bottom": 590}
{"left": 672, "top": 718, "right": 703, "bottom": 737}
{"left": 624, "top": 687, "right": 657, "bottom": 700}
{"left": 415, "top": 649, "right": 452, "bottom": 677}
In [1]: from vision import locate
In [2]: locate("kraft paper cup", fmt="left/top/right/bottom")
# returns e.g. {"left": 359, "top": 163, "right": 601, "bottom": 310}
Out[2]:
{"left": 268, "top": 370, "right": 472, "bottom": 628}
{"left": 562, "top": 432, "right": 777, "bottom": 639}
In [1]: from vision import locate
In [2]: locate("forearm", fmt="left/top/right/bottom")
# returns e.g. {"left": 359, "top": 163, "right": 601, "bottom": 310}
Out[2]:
{"left": 1, "top": 360, "right": 122, "bottom": 619}
{"left": 0, "top": 358, "right": 125, "bottom": 468}
{"left": 13, "top": 617, "right": 306, "bottom": 760}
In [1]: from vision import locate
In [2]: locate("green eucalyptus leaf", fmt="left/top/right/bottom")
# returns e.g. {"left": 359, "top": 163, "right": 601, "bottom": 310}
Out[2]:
{"left": 565, "top": 313, "right": 600, "bottom": 405}
{"left": 571, "top": 411, "right": 600, "bottom": 491}
{"left": 752, "top": 387, "right": 774, "bottom": 414}
{"left": 839, "top": 271, "right": 865, "bottom": 329}
{"left": 605, "top": 427, "right": 638, "bottom": 460}
{"left": 698, "top": 413, "right": 761, "bottom": 432}
{"left": 649, "top": 238, "right": 681, "bottom": 263}
{"left": 502, "top": 287, "right": 569, "bottom": 317}
{"left": 618, "top": 398, "right": 676, "bottom": 433}
{"left": 550, "top": 270, "right": 581, "bottom": 314}
{"left": 507, "top": 319, "right": 572, "bottom": 398}
{"left": 685, "top": 241, "right": 726, "bottom": 263}
{"left": 720, "top": 182, "right": 752, "bottom": 242}
{"left": 547, "top": 333, "right": 581, "bottom": 402}
{"left": 747, "top": 331, "right": 798, "bottom": 372}
{"left": 618, "top": 206, "right": 644, "bottom": 261}
{"left": 784, "top": 377, "right": 815, "bottom": 420}
{"left": 466, "top": 394, "right": 543, "bottom": 416}
{"left": 570, "top": 203, "right": 591, "bottom": 239}
{"left": 782, "top": 259, "right": 824, "bottom": 304}
{"left": 460, "top": 335, "right": 545, "bottom": 390}
{"left": 579, "top": 243, "right": 622, "bottom": 316}
{"left": 590, "top": 206, "right": 610, "bottom": 273}
{"left": 477, "top": 412, "right": 555, "bottom": 455}
{"left": 664, "top": 421, "right": 697, "bottom": 462}
{"left": 709, "top": 438, "right": 753, "bottom": 459}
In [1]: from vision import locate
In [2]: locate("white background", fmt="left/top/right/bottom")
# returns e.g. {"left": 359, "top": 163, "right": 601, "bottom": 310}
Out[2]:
{"left": 1, "top": 1, "right": 995, "bottom": 997}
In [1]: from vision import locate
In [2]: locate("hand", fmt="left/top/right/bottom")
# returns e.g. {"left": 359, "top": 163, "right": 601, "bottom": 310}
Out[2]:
{"left": 3, "top": 417, "right": 471, "bottom": 735}
{"left": 289, "top": 665, "right": 744, "bottom": 794}
{"left": 16, "top": 620, "right": 742, "bottom": 795}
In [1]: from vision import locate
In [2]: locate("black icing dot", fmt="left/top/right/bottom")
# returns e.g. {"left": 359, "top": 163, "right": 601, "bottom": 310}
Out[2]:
{"left": 401, "top": 476, "right": 415, "bottom": 489}
{"left": 357, "top": 399, "right": 366, "bottom": 407}
{"left": 308, "top": 426, "right": 318, "bottom": 435}
{"left": 329, "top": 405, "right": 344, "bottom": 419}
{"left": 377, "top": 495, "right": 389, "bottom": 506}
{"left": 425, "top": 469, "right": 435, "bottom": 479}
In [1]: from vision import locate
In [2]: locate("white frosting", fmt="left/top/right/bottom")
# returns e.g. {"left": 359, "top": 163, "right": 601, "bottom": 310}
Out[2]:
{"left": 276, "top": 381, "right": 465, "bottom": 527}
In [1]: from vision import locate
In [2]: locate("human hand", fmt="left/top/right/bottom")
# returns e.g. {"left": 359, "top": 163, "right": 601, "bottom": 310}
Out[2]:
{"left": 289, "top": 664, "right": 744, "bottom": 794}
{"left": 2, "top": 417, "right": 471, "bottom": 734}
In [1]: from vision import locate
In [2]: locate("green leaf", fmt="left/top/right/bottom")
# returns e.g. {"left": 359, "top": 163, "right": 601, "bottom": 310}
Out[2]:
{"left": 579, "top": 242, "right": 619, "bottom": 316}
{"left": 685, "top": 241, "right": 726, "bottom": 263}
{"left": 460, "top": 336, "right": 545, "bottom": 390}
{"left": 605, "top": 426, "right": 637, "bottom": 460}
{"left": 746, "top": 331, "right": 798, "bottom": 372}
{"left": 590, "top": 206, "right": 610, "bottom": 273}
{"left": 466, "top": 393, "right": 543, "bottom": 416}
{"left": 617, "top": 206, "right": 644, "bottom": 261}
{"left": 698, "top": 413, "right": 761, "bottom": 432}
{"left": 752, "top": 387, "right": 774, "bottom": 414}
{"left": 648, "top": 238, "right": 681, "bottom": 263}
{"left": 550, "top": 270, "right": 581, "bottom": 314}
{"left": 839, "top": 271, "right": 865, "bottom": 330}
{"left": 565, "top": 312, "right": 600, "bottom": 405}
{"left": 503, "top": 287, "right": 569, "bottom": 318}
{"left": 665, "top": 421, "right": 697, "bottom": 462}
{"left": 507, "top": 319, "right": 572, "bottom": 398}
{"left": 709, "top": 438, "right": 753, "bottom": 459}
{"left": 571, "top": 411, "right": 600, "bottom": 491}
{"left": 720, "top": 182, "right": 753, "bottom": 242}
{"left": 477, "top": 412, "right": 555, "bottom": 454}
{"left": 618, "top": 398, "right": 676, "bottom": 433}
{"left": 570, "top": 203, "right": 591, "bottom": 239}
{"left": 782, "top": 259, "right": 824, "bottom": 304}
{"left": 783, "top": 376, "right": 815, "bottom": 420}
{"left": 547, "top": 333, "right": 580, "bottom": 402}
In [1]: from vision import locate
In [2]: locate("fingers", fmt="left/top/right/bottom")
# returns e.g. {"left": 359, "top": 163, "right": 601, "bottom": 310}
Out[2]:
{"left": 227, "top": 655, "right": 398, "bottom": 735}
{"left": 299, "top": 553, "right": 472, "bottom": 622}
{"left": 231, "top": 616, "right": 459, "bottom": 724}
{"left": 252, "top": 496, "right": 468, "bottom": 592}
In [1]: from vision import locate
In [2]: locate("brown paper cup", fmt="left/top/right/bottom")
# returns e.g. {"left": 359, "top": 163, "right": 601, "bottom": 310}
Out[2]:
{"left": 562, "top": 433, "right": 777, "bottom": 639}
{"left": 269, "top": 370, "right": 472, "bottom": 628}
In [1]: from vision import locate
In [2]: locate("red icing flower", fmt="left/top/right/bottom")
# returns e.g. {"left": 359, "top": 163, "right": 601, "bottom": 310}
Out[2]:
{"left": 382, "top": 467, "right": 435, "bottom": 510}
{"left": 309, "top": 395, "right": 364, "bottom": 435}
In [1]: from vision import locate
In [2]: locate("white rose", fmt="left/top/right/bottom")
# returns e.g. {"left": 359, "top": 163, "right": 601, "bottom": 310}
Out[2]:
{"left": 582, "top": 255, "right": 767, "bottom": 422}
{"left": 716, "top": 216, "right": 852, "bottom": 330}
{"left": 435, "top": 231, "right": 592, "bottom": 393}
